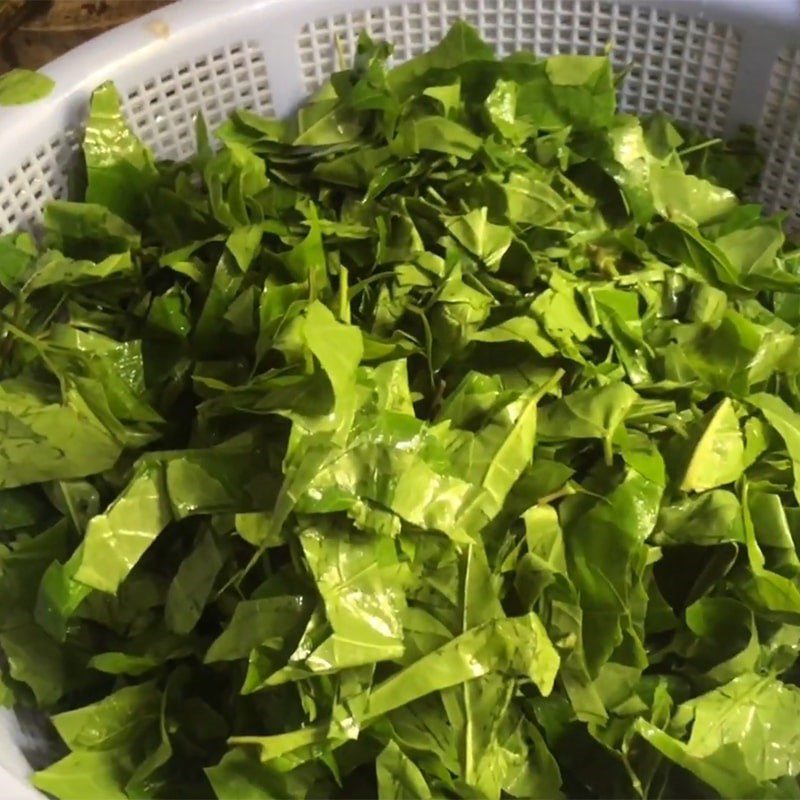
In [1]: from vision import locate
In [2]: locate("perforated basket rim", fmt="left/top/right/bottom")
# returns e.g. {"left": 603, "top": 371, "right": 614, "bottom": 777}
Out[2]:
{"left": 0, "top": 0, "right": 797, "bottom": 235}
{"left": 0, "top": 0, "right": 797, "bottom": 208}
{"left": 1, "top": 0, "right": 799, "bottom": 147}
{"left": 0, "top": 0, "right": 799, "bottom": 796}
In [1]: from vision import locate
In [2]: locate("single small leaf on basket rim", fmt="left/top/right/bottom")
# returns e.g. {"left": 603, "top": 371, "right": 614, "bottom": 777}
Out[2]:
{"left": 0, "top": 69, "right": 54, "bottom": 106}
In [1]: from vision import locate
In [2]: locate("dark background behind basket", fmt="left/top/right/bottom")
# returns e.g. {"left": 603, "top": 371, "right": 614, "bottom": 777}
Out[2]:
{"left": 0, "top": 0, "right": 168, "bottom": 72}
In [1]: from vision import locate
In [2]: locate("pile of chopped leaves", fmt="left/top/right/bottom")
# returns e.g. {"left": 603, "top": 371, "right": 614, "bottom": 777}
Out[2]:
{"left": 2, "top": 21, "right": 800, "bottom": 800}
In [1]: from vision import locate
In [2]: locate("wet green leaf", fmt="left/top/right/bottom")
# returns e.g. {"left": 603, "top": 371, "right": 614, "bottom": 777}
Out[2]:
{"left": 0, "top": 68, "right": 54, "bottom": 106}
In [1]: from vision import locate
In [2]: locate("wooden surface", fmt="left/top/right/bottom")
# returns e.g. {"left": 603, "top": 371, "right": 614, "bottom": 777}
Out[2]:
{"left": 0, "top": 1, "right": 169, "bottom": 71}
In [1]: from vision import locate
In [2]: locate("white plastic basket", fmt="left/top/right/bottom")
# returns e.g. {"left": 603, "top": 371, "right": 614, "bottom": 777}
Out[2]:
{"left": 0, "top": 0, "right": 798, "bottom": 237}
{"left": 0, "top": 0, "right": 799, "bottom": 795}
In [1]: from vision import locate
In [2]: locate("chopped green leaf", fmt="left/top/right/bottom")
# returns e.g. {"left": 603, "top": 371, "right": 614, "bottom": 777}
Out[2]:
{"left": 0, "top": 69, "right": 54, "bottom": 106}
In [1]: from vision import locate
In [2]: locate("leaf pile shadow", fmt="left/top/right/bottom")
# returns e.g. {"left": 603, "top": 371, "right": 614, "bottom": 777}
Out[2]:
{"left": 1, "top": 21, "right": 799, "bottom": 800}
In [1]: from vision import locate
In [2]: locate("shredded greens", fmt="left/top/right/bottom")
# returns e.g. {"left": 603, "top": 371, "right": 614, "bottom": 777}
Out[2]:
{"left": 2, "top": 22, "right": 800, "bottom": 799}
